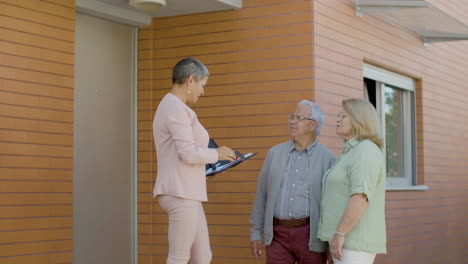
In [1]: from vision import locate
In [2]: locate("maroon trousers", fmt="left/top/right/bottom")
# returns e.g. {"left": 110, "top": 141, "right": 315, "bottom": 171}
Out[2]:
{"left": 265, "top": 223, "right": 327, "bottom": 264}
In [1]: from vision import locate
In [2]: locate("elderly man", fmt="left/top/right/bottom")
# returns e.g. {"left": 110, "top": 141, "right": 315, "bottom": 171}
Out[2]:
{"left": 250, "top": 100, "right": 336, "bottom": 264}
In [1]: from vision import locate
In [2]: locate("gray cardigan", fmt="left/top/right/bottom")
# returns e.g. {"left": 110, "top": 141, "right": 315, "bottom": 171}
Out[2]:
{"left": 250, "top": 140, "right": 336, "bottom": 252}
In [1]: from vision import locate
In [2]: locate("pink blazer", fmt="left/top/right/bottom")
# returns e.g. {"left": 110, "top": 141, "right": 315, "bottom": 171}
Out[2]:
{"left": 152, "top": 93, "right": 218, "bottom": 201}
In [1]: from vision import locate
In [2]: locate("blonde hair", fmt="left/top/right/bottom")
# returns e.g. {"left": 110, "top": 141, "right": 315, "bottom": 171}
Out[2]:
{"left": 342, "top": 98, "right": 383, "bottom": 149}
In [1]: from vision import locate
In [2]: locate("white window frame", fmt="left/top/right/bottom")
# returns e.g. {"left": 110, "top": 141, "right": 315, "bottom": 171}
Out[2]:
{"left": 363, "top": 63, "right": 422, "bottom": 189}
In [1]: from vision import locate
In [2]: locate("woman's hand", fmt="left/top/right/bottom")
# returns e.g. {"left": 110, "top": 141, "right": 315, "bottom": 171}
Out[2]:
{"left": 216, "top": 146, "right": 236, "bottom": 162}
{"left": 330, "top": 233, "right": 345, "bottom": 261}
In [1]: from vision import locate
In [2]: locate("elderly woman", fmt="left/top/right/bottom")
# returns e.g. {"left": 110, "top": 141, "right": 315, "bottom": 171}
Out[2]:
{"left": 153, "top": 57, "right": 236, "bottom": 264}
{"left": 317, "top": 98, "right": 387, "bottom": 264}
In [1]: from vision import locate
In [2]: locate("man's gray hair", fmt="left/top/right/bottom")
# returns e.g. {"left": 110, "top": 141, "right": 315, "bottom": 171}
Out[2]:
{"left": 172, "top": 57, "right": 209, "bottom": 85}
{"left": 299, "top": 100, "right": 324, "bottom": 136}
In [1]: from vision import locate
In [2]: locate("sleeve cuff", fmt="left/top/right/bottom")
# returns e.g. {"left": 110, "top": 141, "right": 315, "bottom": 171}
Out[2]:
{"left": 208, "top": 148, "right": 218, "bottom": 164}
{"left": 250, "top": 232, "right": 263, "bottom": 241}
{"left": 350, "top": 181, "right": 371, "bottom": 198}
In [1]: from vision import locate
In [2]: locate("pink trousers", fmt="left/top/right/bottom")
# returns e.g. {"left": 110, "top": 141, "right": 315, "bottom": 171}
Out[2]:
{"left": 158, "top": 195, "right": 212, "bottom": 264}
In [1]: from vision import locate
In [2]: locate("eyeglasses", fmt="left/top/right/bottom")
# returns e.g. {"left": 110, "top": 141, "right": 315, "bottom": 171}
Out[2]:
{"left": 288, "top": 114, "right": 315, "bottom": 121}
{"left": 336, "top": 113, "right": 348, "bottom": 120}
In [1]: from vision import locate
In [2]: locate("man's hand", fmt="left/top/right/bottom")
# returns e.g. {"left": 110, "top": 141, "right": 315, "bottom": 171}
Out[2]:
{"left": 250, "top": 240, "right": 263, "bottom": 260}
{"left": 330, "top": 234, "right": 345, "bottom": 261}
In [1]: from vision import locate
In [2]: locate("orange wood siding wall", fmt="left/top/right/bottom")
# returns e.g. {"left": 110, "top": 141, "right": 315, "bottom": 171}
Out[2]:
{"left": 0, "top": 0, "right": 75, "bottom": 263}
{"left": 313, "top": 0, "right": 468, "bottom": 263}
{"left": 137, "top": 1, "right": 316, "bottom": 263}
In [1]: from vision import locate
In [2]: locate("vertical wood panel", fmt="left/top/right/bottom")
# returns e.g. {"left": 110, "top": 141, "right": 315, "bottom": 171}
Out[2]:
{"left": 137, "top": 1, "right": 314, "bottom": 263}
{"left": 0, "top": 0, "right": 75, "bottom": 263}
{"left": 137, "top": 0, "right": 468, "bottom": 263}
{"left": 313, "top": 1, "right": 468, "bottom": 264}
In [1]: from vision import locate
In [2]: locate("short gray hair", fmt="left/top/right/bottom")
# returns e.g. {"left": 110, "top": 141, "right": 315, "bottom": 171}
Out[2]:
{"left": 298, "top": 100, "right": 324, "bottom": 136}
{"left": 172, "top": 57, "right": 209, "bottom": 85}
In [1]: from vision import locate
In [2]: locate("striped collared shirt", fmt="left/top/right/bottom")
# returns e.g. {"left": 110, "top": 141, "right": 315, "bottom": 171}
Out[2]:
{"left": 274, "top": 140, "right": 317, "bottom": 219}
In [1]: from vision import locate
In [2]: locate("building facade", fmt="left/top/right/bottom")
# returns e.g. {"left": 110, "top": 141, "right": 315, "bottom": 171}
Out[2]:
{"left": 1, "top": 0, "right": 468, "bottom": 263}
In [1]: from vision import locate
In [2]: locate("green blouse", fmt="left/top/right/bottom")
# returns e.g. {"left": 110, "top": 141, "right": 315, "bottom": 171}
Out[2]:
{"left": 317, "top": 138, "right": 387, "bottom": 254}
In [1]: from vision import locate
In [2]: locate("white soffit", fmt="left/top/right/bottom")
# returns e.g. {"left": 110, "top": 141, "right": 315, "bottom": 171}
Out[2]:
{"left": 77, "top": 0, "right": 152, "bottom": 26}
{"left": 77, "top": 0, "right": 242, "bottom": 27}
{"left": 353, "top": 0, "right": 468, "bottom": 45}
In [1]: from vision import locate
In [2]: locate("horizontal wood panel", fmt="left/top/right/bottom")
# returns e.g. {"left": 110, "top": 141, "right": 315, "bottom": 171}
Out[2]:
{"left": 0, "top": 239, "right": 72, "bottom": 257}
{"left": 139, "top": 125, "right": 287, "bottom": 140}
{"left": 137, "top": 170, "right": 260, "bottom": 183}
{"left": 0, "top": 143, "right": 73, "bottom": 158}
{"left": 0, "top": 168, "right": 71, "bottom": 181}
{"left": 0, "top": 65, "right": 73, "bottom": 88}
{"left": 314, "top": 2, "right": 468, "bottom": 263}
{"left": 0, "top": 79, "right": 73, "bottom": 99}
{"left": 141, "top": 233, "right": 250, "bottom": 248}
{"left": 316, "top": 1, "right": 468, "bottom": 74}
{"left": 0, "top": 2, "right": 74, "bottom": 31}
{"left": 139, "top": 202, "right": 254, "bottom": 215}
{"left": 44, "top": 0, "right": 75, "bottom": 8}
{"left": 154, "top": 10, "right": 312, "bottom": 40}
{"left": 139, "top": 243, "right": 250, "bottom": 258}
{"left": 387, "top": 224, "right": 468, "bottom": 246}
{"left": 384, "top": 227, "right": 467, "bottom": 258}
{"left": 138, "top": 28, "right": 152, "bottom": 40}
{"left": 243, "top": 0, "right": 293, "bottom": 8}
{"left": 2, "top": 0, "right": 75, "bottom": 18}
{"left": 0, "top": 90, "right": 73, "bottom": 111}
{"left": 0, "top": 53, "right": 73, "bottom": 76}
{"left": 139, "top": 213, "right": 250, "bottom": 226}
{"left": 137, "top": 255, "right": 262, "bottom": 264}
{"left": 138, "top": 0, "right": 467, "bottom": 262}
{"left": 0, "top": 28, "right": 74, "bottom": 53}
{"left": 140, "top": 68, "right": 313, "bottom": 88}
{"left": 139, "top": 102, "right": 298, "bottom": 120}
{"left": 139, "top": 79, "right": 314, "bottom": 99}
{"left": 138, "top": 156, "right": 269, "bottom": 173}
{"left": 0, "top": 228, "right": 72, "bottom": 244}
{"left": 136, "top": 113, "right": 292, "bottom": 130}
{"left": 0, "top": 252, "right": 72, "bottom": 264}
{"left": 1, "top": 0, "right": 74, "bottom": 262}
{"left": 0, "top": 155, "right": 72, "bottom": 170}
{"left": 136, "top": 147, "right": 268, "bottom": 162}
{"left": 137, "top": 137, "right": 286, "bottom": 152}
{"left": 146, "top": 56, "right": 313, "bottom": 78}
{"left": 122, "top": 193, "right": 254, "bottom": 207}
{"left": 138, "top": 223, "right": 250, "bottom": 237}
{"left": 0, "top": 116, "right": 73, "bottom": 134}
{"left": 153, "top": 23, "right": 312, "bottom": 49}
{"left": 140, "top": 44, "right": 313, "bottom": 70}
{"left": 0, "top": 217, "right": 72, "bottom": 231}
{"left": 0, "top": 181, "right": 72, "bottom": 193}
{"left": 0, "top": 130, "right": 72, "bottom": 146}
{"left": 145, "top": 34, "right": 313, "bottom": 59}
{"left": 0, "top": 205, "right": 72, "bottom": 218}
{"left": 0, "top": 40, "right": 74, "bottom": 65}
{"left": 0, "top": 193, "right": 72, "bottom": 206}
{"left": 139, "top": 90, "right": 313, "bottom": 110}
{"left": 0, "top": 103, "right": 73, "bottom": 122}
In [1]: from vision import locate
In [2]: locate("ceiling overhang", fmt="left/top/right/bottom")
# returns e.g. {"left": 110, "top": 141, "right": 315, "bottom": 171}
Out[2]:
{"left": 76, "top": 0, "right": 242, "bottom": 27}
{"left": 353, "top": 0, "right": 468, "bottom": 45}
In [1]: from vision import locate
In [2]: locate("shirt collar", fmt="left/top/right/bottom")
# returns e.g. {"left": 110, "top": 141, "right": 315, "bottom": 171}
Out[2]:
{"left": 344, "top": 137, "right": 359, "bottom": 152}
{"left": 288, "top": 140, "right": 318, "bottom": 156}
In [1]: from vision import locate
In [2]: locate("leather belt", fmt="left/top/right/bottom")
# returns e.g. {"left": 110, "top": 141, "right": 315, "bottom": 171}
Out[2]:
{"left": 273, "top": 217, "right": 310, "bottom": 228}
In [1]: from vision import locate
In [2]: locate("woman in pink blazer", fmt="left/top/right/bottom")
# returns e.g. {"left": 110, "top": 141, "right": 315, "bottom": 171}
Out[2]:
{"left": 153, "top": 58, "right": 235, "bottom": 264}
